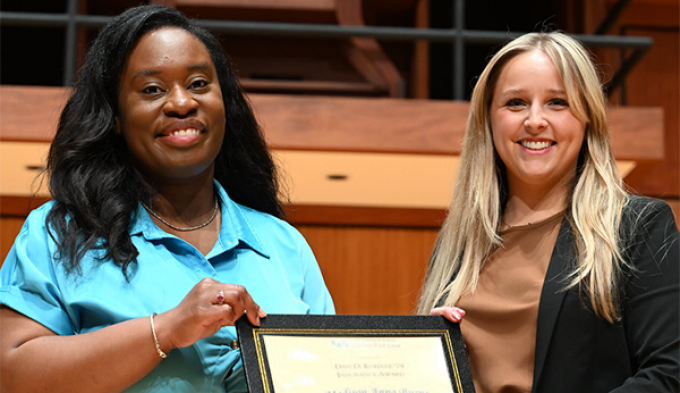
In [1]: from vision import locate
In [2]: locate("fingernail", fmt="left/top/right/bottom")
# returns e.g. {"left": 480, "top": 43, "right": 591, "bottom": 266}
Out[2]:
{"left": 451, "top": 311, "right": 461, "bottom": 321}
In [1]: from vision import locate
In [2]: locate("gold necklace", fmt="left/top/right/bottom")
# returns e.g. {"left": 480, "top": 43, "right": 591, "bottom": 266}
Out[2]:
{"left": 141, "top": 198, "right": 219, "bottom": 231}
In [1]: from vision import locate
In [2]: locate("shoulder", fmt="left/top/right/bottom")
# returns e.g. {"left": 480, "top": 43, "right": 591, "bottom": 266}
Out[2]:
{"left": 621, "top": 195, "right": 677, "bottom": 233}
{"left": 22, "top": 200, "right": 57, "bottom": 231}
{"left": 624, "top": 195, "right": 671, "bottom": 214}
{"left": 2, "top": 201, "right": 60, "bottom": 277}
{"left": 235, "top": 203, "right": 302, "bottom": 237}
{"left": 619, "top": 195, "right": 679, "bottom": 264}
{"left": 215, "top": 180, "right": 308, "bottom": 250}
{"left": 228, "top": 201, "right": 309, "bottom": 255}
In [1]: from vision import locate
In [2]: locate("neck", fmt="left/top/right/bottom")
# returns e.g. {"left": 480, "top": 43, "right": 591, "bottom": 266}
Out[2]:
{"left": 144, "top": 174, "right": 217, "bottom": 228}
{"left": 503, "top": 177, "right": 571, "bottom": 227}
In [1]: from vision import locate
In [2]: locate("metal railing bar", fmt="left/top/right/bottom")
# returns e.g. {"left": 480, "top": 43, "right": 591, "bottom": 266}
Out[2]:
{"left": 606, "top": 45, "right": 648, "bottom": 98}
{"left": 0, "top": 11, "right": 654, "bottom": 47}
{"left": 574, "top": 33, "right": 651, "bottom": 48}
{"left": 0, "top": 12, "right": 110, "bottom": 27}
{"left": 453, "top": 0, "right": 465, "bottom": 100}
{"left": 0, "top": 10, "right": 653, "bottom": 97}
{"left": 618, "top": 48, "right": 628, "bottom": 105}
{"left": 595, "top": 0, "right": 632, "bottom": 35}
{"left": 63, "top": 0, "right": 79, "bottom": 86}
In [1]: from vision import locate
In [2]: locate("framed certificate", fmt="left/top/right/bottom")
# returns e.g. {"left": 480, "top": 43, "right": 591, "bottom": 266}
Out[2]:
{"left": 236, "top": 314, "right": 475, "bottom": 393}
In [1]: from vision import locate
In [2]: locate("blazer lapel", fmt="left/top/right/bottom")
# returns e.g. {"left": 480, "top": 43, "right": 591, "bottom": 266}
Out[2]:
{"left": 532, "top": 218, "right": 576, "bottom": 391}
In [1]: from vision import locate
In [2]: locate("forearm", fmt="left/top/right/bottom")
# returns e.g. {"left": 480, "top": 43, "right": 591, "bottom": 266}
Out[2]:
{"left": 1, "top": 314, "right": 165, "bottom": 393}
{"left": 1, "top": 278, "right": 262, "bottom": 393}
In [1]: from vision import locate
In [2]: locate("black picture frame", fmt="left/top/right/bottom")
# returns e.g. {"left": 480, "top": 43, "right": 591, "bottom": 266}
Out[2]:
{"left": 236, "top": 314, "right": 475, "bottom": 393}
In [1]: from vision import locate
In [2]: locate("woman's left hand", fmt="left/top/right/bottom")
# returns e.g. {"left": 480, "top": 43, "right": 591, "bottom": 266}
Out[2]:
{"left": 431, "top": 307, "right": 466, "bottom": 323}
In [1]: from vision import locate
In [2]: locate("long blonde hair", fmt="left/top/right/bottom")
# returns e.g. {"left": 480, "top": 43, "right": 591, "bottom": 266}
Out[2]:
{"left": 417, "top": 32, "right": 629, "bottom": 323}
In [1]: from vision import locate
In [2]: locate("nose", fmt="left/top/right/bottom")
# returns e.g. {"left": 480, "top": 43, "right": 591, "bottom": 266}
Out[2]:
{"left": 163, "top": 86, "right": 198, "bottom": 117}
{"left": 524, "top": 103, "right": 548, "bottom": 132}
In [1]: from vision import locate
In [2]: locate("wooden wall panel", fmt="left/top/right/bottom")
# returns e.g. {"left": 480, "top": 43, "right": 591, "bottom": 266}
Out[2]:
{"left": 619, "top": 27, "right": 679, "bottom": 197}
{"left": 666, "top": 199, "right": 680, "bottom": 227}
{"left": 295, "top": 224, "right": 439, "bottom": 315}
{"left": 1, "top": 87, "right": 665, "bottom": 161}
{"left": 587, "top": 0, "right": 680, "bottom": 197}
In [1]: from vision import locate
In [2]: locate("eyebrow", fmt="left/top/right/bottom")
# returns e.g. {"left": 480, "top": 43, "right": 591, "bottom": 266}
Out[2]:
{"left": 500, "top": 88, "right": 566, "bottom": 95}
{"left": 131, "top": 69, "right": 161, "bottom": 81}
{"left": 188, "top": 62, "right": 213, "bottom": 72}
{"left": 131, "top": 62, "right": 214, "bottom": 82}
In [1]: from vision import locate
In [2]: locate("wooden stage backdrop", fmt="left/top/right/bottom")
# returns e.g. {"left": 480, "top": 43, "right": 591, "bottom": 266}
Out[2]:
{"left": 0, "top": 85, "right": 668, "bottom": 315}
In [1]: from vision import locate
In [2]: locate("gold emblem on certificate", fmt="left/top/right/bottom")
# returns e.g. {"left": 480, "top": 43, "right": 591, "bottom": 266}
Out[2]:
{"left": 236, "top": 315, "right": 475, "bottom": 393}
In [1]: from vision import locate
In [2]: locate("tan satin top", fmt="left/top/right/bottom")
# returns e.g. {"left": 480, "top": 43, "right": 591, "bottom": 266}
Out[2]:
{"left": 455, "top": 212, "right": 564, "bottom": 393}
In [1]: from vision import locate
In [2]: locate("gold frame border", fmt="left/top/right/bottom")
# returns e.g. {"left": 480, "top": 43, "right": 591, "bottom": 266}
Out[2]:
{"left": 252, "top": 328, "right": 462, "bottom": 393}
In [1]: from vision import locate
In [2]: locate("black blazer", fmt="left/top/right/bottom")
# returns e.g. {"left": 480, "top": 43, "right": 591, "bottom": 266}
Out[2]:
{"left": 532, "top": 196, "right": 679, "bottom": 393}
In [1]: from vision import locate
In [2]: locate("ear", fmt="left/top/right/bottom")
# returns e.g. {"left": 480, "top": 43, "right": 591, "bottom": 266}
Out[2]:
{"left": 112, "top": 117, "right": 121, "bottom": 135}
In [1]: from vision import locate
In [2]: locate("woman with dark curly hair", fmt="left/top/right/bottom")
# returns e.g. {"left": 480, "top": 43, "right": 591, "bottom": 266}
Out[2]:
{"left": 0, "top": 5, "right": 333, "bottom": 392}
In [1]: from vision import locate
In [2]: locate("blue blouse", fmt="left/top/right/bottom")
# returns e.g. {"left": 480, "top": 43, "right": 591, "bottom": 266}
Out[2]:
{"left": 0, "top": 181, "right": 335, "bottom": 392}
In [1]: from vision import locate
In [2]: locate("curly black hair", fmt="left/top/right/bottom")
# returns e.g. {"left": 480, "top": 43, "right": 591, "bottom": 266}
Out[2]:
{"left": 46, "top": 4, "right": 282, "bottom": 276}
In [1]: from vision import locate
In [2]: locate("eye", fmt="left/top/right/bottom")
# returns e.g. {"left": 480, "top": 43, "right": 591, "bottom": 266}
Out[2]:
{"left": 504, "top": 98, "right": 526, "bottom": 109}
{"left": 189, "top": 79, "right": 210, "bottom": 90}
{"left": 549, "top": 98, "right": 569, "bottom": 108}
{"left": 141, "top": 85, "right": 164, "bottom": 95}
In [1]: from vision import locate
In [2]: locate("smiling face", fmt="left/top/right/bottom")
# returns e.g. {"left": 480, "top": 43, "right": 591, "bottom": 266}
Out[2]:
{"left": 116, "top": 27, "right": 226, "bottom": 184}
{"left": 490, "top": 49, "right": 586, "bottom": 193}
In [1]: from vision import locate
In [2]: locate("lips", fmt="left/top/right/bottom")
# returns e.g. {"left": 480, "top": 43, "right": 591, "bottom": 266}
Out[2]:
{"left": 157, "top": 119, "right": 206, "bottom": 138}
{"left": 155, "top": 120, "right": 208, "bottom": 149}
{"left": 520, "top": 140, "right": 554, "bottom": 150}
{"left": 169, "top": 128, "right": 201, "bottom": 136}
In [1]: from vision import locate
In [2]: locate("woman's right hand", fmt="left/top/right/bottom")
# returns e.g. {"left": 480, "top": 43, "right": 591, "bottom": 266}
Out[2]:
{"left": 154, "top": 277, "right": 266, "bottom": 352}
{"left": 431, "top": 307, "right": 466, "bottom": 323}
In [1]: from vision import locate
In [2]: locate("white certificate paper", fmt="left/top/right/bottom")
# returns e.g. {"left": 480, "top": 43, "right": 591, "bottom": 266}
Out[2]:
{"left": 262, "top": 335, "right": 455, "bottom": 393}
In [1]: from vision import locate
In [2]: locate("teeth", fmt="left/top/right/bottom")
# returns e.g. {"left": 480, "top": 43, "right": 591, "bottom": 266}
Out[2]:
{"left": 171, "top": 129, "right": 200, "bottom": 136}
{"left": 521, "top": 141, "right": 552, "bottom": 150}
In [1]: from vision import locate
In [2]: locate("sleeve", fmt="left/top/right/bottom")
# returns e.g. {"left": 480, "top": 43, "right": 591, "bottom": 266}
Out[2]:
{"left": 296, "top": 230, "right": 335, "bottom": 315}
{"left": 0, "top": 206, "right": 75, "bottom": 336}
{"left": 613, "top": 199, "right": 680, "bottom": 392}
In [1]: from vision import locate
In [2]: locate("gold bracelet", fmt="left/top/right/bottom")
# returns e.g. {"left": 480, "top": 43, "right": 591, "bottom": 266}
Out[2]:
{"left": 150, "top": 313, "right": 167, "bottom": 359}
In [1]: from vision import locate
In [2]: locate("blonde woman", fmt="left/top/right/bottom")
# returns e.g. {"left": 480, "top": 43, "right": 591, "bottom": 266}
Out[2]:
{"left": 418, "top": 32, "right": 679, "bottom": 393}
